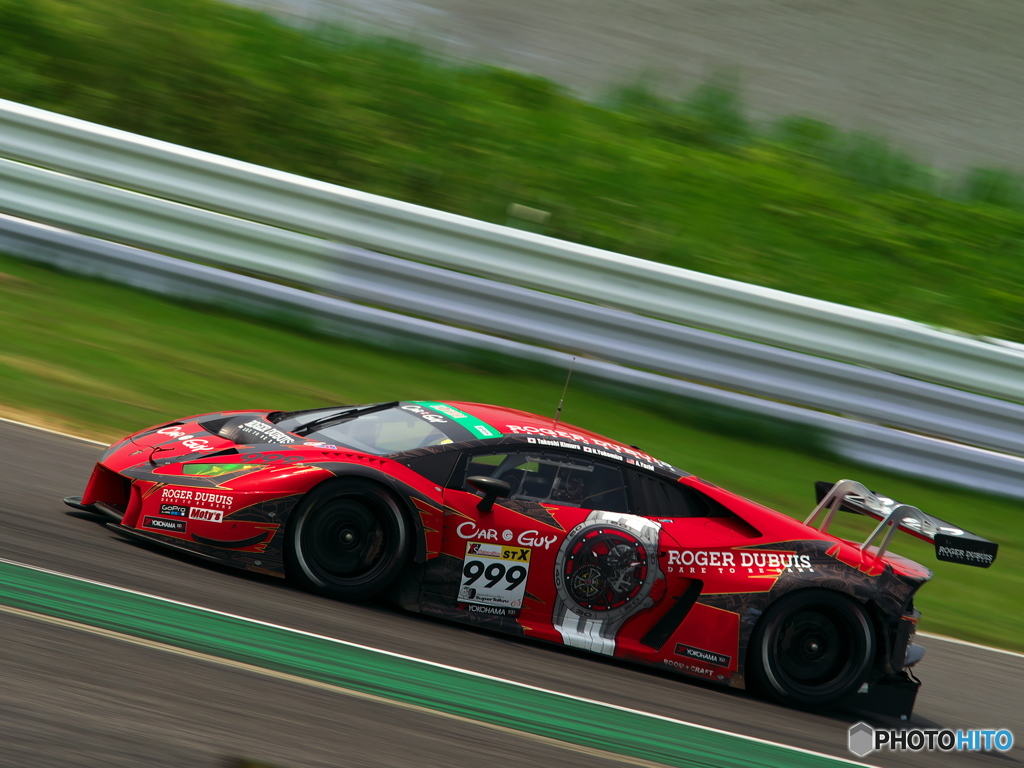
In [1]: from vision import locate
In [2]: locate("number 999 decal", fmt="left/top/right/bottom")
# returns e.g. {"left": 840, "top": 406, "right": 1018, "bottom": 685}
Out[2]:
{"left": 458, "top": 542, "right": 532, "bottom": 617}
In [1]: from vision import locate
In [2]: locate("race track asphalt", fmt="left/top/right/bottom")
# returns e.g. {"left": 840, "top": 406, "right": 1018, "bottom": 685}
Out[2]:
{"left": 0, "top": 419, "right": 1020, "bottom": 767}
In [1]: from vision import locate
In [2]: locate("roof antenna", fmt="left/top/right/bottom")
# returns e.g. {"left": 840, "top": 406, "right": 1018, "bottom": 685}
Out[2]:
{"left": 554, "top": 356, "right": 576, "bottom": 425}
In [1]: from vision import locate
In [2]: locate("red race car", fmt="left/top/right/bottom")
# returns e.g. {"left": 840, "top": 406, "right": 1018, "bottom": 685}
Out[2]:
{"left": 65, "top": 400, "right": 998, "bottom": 716}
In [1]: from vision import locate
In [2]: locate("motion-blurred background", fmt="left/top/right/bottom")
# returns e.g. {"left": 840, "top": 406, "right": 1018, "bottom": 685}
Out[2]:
{"left": 3, "top": 0, "right": 1024, "bottom": 641}
{"left": 0, "top": 1, "right": 1022, "bottom": 765}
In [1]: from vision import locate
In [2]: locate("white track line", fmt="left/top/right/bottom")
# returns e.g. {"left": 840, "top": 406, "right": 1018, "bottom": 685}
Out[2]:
{"left": 0, "top": 556, "right": 875, "bottom": 767}
{"left": 0, "top": 415, "right": 105, "bottom": 445}
{"left": 917, "top": 631, "right": 1024, "bottom": 659}
{"left": 7, "top": 412, "right": 1023, "bottom": 666}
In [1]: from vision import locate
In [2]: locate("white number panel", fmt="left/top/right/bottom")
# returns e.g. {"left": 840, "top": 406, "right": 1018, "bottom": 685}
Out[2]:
{"left": 457, "top": 541, "right": 531, "bottom": 618}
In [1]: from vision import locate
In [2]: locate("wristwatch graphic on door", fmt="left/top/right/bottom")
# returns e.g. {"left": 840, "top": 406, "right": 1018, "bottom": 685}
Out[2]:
{"left": 552, "top": 510, "right": 664, "bottom": 655}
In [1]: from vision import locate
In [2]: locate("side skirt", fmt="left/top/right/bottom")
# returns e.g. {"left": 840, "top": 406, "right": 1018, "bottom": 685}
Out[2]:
{"left": 105, "top": 523, "right": 285, "bottom": 578}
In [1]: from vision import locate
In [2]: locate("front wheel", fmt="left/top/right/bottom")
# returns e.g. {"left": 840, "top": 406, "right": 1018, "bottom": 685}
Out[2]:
{"left": 749, "top": 590, "right": 875, "bottom": 709}
{"left": 286, "top": 479, "right": 410, "bottom": 601}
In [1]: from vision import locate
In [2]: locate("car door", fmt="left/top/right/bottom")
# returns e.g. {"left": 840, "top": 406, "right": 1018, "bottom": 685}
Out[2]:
{"left": 621, "top": 470, "right": 753, "bottom": 680}
{"left": 431, "top": 447, "right": 632, "bottom": 642}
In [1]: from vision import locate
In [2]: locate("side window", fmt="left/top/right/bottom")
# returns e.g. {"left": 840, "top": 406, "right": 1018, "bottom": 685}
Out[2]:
{"left": 628, "top": 472, "right": 734, "bottom": 518}
{"left": 399, "top": 449, "right": 462, "bottom": 486}
{"left": 464, "top": 451, "right": 629, "bottom": 513}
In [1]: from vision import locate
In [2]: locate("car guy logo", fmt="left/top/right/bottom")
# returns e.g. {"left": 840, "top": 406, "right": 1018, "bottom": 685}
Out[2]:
{"left": 156, "top": 425, "right": 214, "bottom": 452}
{"left": 455, "top": 521, "right": 557, "bottom": 550}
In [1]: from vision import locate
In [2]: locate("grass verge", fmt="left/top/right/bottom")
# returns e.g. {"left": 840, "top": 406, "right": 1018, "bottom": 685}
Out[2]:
{"left": 4, "top": 0, "right": 1024, "bottom": 342}
{"left": 0, "top": 253, "right": 1020, "bottom": 651}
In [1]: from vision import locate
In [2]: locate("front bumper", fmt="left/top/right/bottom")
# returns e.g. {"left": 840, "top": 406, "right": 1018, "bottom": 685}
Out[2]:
{"left": 63, "top": 495, "right": 124, "bottom": 522}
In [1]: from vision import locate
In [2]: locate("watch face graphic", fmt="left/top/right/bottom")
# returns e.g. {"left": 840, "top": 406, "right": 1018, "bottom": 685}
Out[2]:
{"left": 563, "top": 528, "right": 649, "bottom": 611}
{"left": 553, "top": 511, "right": 664, "bottom": 655}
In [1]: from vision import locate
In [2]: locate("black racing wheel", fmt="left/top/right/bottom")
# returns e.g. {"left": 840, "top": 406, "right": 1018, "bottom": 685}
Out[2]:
{"left": 286, "top": 478, "right": 409, "bottom": 600}
{"left": 749, "top": 590, "right": 875, "bottom": 709}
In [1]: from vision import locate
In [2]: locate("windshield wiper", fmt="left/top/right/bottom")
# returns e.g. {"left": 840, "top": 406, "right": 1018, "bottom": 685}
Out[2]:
{"left": 293, "top": 401, "right": 400, "bottom": 437}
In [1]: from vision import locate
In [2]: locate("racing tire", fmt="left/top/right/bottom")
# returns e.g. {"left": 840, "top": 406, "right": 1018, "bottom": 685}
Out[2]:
{"left": 749, "top": 590, "right": 875, "bottom": 709}
{"left": 286, "top": 478, "right": 410, "bottom": 601}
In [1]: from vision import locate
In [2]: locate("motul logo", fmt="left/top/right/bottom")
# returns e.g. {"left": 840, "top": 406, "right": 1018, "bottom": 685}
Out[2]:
{"left": 189, "top": 508, "right": 223, "bottom": 523}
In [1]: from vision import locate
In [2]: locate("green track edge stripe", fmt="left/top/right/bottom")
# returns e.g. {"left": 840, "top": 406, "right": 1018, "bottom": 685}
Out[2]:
{"left": 0, "top": 603, "right": 675, "bottom": 768}
{"left": 0, "top": 559, "right": 860, "bottom": 768}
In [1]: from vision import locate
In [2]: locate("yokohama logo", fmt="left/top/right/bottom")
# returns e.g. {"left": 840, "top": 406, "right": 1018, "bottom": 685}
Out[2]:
{"left": 675, "top": 643, "right": 731, "bottom": 668}
{"left": 143, "top": 516, "right": 185, "bottom": 532}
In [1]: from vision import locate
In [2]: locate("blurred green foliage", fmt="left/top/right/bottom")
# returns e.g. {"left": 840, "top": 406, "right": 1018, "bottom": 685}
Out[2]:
{"left": 2, "top": 0, "right": 1024, "bottom": 341}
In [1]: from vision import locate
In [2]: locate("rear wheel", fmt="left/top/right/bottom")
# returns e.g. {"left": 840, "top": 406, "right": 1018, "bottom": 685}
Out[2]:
{"left": 286, "top": 479, "right": 409, "bottom": 600}
{"left": 750, "top": 590, "right": 875, "bottom": 709}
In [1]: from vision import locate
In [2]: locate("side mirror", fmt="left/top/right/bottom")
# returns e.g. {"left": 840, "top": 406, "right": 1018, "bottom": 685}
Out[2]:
{"left": 467, "top": 475, "right": 511, "bottom": 513}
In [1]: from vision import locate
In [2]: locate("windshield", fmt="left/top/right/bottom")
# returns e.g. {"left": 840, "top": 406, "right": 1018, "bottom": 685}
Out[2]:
{"left": 276, "top": 405, "right": 454, "bottom": 455}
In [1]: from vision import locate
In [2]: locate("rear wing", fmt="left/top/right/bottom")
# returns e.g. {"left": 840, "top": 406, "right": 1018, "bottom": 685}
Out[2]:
{"left": 808, "top": 480, "right": 998, "bottom": 568}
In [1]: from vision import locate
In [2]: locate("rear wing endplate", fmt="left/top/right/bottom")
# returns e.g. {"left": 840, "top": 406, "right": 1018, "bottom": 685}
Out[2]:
{"left": 807, "top": 480, "right": 997, "bottom": 568}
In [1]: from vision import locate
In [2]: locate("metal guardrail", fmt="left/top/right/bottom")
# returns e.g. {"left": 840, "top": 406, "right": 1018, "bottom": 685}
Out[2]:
{"left": 3, "top": 98, "right": 1024, "bottom": 403}
{"left": 7, "top": 98, "right": 1024, "bottom": 497}
{"left": 6, "top": 214, "right": 1024, "bottom": 499}
{"left": 6, "top": 155, "right": 1024, "bottom": 456}
{"left": 320, "top": 246, "right": 1024, "bottom": 457}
